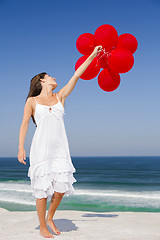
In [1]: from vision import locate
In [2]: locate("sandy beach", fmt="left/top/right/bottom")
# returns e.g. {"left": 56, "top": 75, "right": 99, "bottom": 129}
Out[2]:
{"left": 0, "top": 207, "right": 160, "bottom": 240}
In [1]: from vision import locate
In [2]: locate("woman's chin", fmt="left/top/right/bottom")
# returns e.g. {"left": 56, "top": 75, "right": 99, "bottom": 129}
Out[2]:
{"left": 52, "top": 84, "right": 57, "bottom": 90}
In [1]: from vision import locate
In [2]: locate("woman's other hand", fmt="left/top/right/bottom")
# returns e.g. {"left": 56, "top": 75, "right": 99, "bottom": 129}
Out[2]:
{"left": 17, "top": 148, "right": 26, "bottom": 165}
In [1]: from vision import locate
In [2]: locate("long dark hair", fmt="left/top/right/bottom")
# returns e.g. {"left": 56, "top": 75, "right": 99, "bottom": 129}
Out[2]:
{"left": 25, "top": 72, "right": 47, "bottom": 127}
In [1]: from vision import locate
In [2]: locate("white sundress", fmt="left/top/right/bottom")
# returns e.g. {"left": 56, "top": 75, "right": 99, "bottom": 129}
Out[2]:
{"left": 28, "top": 93, "right": 77, "bottom": 199}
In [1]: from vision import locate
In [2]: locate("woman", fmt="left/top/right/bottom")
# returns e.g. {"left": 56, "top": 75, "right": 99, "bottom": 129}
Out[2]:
{"left": 17, "top": 45, "right": 103, "bottom": 238}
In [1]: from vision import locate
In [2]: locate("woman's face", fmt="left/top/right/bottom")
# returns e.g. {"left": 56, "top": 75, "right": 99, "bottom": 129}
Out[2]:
{"left": 41, "top": 74, "right": 57, "bottom": 88}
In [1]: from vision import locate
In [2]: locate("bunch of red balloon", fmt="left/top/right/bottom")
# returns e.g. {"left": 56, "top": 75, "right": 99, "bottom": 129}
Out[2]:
{"left": 75, "top": 24, "right": 138, "bottom": 92}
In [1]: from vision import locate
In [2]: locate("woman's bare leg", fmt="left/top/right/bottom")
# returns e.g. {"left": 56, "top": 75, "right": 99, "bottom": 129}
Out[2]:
{"left": 46, "top": 191, "right": 65, "bottom": 234}
{"left": 36, "top": 197, "right": 54, "bottom": 238}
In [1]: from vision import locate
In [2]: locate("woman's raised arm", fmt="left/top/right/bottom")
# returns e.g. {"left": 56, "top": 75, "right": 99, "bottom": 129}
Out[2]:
{"left": 58, "top": 45, "right": 102, "bottom": 100}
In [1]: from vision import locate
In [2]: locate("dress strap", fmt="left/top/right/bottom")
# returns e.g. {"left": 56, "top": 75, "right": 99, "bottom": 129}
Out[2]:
{"left": 34, "top": 97, "right": 38, "bottom": 104}
{"left": 56, "top": 93, "right": 60, "bottom": 102}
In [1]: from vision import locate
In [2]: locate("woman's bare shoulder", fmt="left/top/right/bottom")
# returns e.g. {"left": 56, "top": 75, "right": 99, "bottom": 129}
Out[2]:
{"left": 26, "top": 97, "right": 36, "bottom": 117}
{"left": 26, "top": 97, "right": 36, "bottom": 109}
{"left": 27, "top": 96, "right": 35, "bottom": 103}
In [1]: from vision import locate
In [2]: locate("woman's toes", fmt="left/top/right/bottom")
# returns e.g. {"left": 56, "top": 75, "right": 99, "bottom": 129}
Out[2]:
{"left": 46, "top": 220, "right": 61, "bottom": 235}
{"left": 40, "top": 228, "right": 54, "bottom": 238}
{"left": 56, "top": 229, "right": 61, "bottom": 234}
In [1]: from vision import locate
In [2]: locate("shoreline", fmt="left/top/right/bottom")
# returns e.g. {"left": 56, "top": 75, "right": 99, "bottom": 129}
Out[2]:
{"left": 1, "top": 208, "right": 160, "bottom": 240}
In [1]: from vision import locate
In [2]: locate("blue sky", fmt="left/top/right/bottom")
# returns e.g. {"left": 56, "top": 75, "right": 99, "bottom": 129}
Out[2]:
{"left": 0, "top": 0, "right": 160, "bottom": 157}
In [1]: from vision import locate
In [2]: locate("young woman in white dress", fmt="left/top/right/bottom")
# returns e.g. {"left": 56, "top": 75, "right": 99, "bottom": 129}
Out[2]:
{"left": 17, "top": 45, "right": 102, "bottom": 238}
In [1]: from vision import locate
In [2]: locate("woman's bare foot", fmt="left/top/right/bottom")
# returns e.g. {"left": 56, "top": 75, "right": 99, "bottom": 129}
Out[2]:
{"left": 40, "top": 226, "right": 54, "bottom": 238}
{"left": 46, "top": 219, "right": 61, "bottom": 235}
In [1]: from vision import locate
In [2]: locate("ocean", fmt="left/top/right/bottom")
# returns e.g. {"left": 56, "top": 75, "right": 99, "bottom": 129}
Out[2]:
{"left": 0, "top": 156, "right": 160, "bottom": 212}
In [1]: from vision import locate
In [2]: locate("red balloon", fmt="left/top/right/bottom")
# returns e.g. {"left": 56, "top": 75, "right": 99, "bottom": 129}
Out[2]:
{"left": 97, "top": 50, "right": 108, "bottom": 69}
{"left": 117, "top": 33, "right": 138, "bottom": 54}
{"left": 76, "top": 33, "right": 95, "bottom": 55}
{"left": 75, "top": 55, "right": 101, "bottom": 80}
{"left": 94, "top": 24, "right": 118, "bottom": 51}
{"left": 98, "top": 68, "right": 121, "bottom": 92}
{"left": 108, "top": 48, "right": 134, "bottom": 73}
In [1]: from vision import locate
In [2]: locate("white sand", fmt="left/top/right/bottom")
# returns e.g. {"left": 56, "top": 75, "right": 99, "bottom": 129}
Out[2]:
{"left": 0, "top": 207, "right": 160, "bottom": 240}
